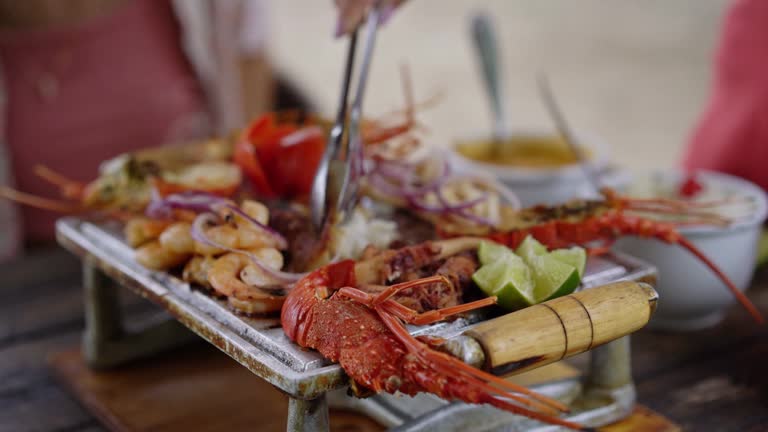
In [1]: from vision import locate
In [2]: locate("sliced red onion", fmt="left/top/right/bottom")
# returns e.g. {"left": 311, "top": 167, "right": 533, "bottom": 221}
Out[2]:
{"left": 438, "top": 174, "right": 521, "bottom": 210}
{"left": 370, "top": 158, "right": 500, "bottom": 226}
{"left": 145, "top": 191, "right": 288, "bottom": 250}
{"left": 368, "top": 172, "right": 408, "bottom": 199}
{"left": 367, "top": 154, "right": 519, "bottom": 228}
{"left": 434, "top": 186, "right": 497, "bottom": 226}
{"left": 145, "top": 188, "right": 172, "bottom": 219}
{"left": 407, "top": 192, "right": 488, "bottom": 213}
{"left": 373, "top": 158, "right": 450, "bottom": 196}
{"left": 191, "top": 213, "right": 305, "bottom": 285}
{"left": 145, "top": 190, "right": 228, "bottom": 218}
{"left": 375, "top": 160, "right": 415, "bottom": 180}
{"left": 401, "top": 159, "right": 451, "bottom": 195}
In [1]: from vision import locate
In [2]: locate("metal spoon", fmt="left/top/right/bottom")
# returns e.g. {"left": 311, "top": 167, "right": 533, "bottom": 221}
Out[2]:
{"left": 470, "top": 13, "right": 511, "bottom": 153}
{"left": 537, "top": 73, "right": 603, "bottom": 195}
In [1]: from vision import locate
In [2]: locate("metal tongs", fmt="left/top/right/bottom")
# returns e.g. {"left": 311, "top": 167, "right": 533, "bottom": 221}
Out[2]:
{"left": 310, "top": 4, "right": 383, "bottom": 230}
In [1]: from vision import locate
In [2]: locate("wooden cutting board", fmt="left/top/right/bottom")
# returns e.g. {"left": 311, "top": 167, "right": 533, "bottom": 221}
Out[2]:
{"left": 49, "top": 343, "right": 679, "bottom": 432}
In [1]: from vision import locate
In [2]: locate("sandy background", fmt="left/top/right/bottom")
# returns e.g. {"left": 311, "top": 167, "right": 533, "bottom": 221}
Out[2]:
{"left": 267, "top": 0, "right": 729, "bottom": 171}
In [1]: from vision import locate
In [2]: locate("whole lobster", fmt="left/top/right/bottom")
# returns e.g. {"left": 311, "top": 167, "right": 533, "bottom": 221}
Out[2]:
{"left": 448, "top": 188, "right": 764, "bottom": 324}
{"left": 281, "top": 238, "right": 591, "bottom": 431}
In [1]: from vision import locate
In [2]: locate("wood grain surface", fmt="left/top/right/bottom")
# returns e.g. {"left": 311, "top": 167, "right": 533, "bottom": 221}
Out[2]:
{"left": 50, "top": 345, "right": 383, "bottom": 432}
{"left": 48, "top": 345, "right": 680, "bottom": 432}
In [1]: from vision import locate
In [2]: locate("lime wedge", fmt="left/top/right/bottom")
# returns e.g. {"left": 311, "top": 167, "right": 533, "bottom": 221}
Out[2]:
{"left": 472, "top": 235, "right": 582, "bottom": 311}
{"left": 527, "top": 253, "right": 581, "bottom": 303}
{"left": 472, "top": 255, "right": 535, "bottom": 310}
{"left": 478, "top": 240, "right": 514, "bottom": 266}
{"left": 515, "top": 235, "right": 548, "bottom": 260}
{"left": 550, "top": 247, "right": 587, "bottom": 278}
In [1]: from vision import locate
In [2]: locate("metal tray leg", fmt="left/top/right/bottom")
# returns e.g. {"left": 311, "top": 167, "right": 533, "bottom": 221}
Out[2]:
{"left": 82, "top": 259, "right": 198, "bottom": 369}
{"left": 587, "top": 335, "right": 631, "bottom": 389}
{"left": 287, "top": 395, "right": 329, "bottom": 432}
{"left": 577, "top": 335, "right": 635, "bottom": 420}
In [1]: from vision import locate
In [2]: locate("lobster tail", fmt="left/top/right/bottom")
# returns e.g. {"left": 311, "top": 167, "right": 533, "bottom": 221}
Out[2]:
{"left": 676, "top": 237, "right": 764, "bottom": 324}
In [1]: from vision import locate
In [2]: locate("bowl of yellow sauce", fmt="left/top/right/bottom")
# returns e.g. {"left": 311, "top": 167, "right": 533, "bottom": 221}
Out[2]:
{"left": 450, "top": 130, "right": 625, "bottom": 206}
{"left": 454, "top": 134, "right": 591, "bottom": 169}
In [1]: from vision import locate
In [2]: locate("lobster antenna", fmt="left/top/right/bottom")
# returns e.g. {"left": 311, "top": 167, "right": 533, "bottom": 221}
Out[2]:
{"left": 677, "top": 236, "right": 764, "bottom": 324}
{"left": 0, "top": 186, "right": 82, "bottom": 213}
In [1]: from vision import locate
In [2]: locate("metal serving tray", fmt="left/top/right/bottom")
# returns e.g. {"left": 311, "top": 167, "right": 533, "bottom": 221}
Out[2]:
{"left": 56, "top": 217, "right": 657, "bottom": 431}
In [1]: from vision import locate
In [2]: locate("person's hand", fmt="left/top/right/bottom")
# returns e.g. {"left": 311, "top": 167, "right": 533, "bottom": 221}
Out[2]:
{"left": 334, "top": 0, "right": 406, "bottom": 37}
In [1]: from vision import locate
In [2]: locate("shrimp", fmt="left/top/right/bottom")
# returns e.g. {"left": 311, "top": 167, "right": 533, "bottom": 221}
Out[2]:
{"left": 158, "top": 222, "right": 196, "bottom": 254}
{"left": 182, "top": 255, "right": 216, "bottom": 288}
{"left": 134, "top": 241, "right": 190, "bottom": 271}
{"left": 208, "top": 253, "right": 285, "bottom": 314}
{"left": 238, "top": 200, "right": 269, "bottom": 225}
{"left": 240, "top": 248, "right": 284, "bottom": 287}
{"left": 158, "top": 222, "right": 273, "bottom": 257}
{"left": 219, "top": 199, "right": 282, "bottom": 250}
{"left": 124, "top": 218, "right": 173, "bottom": 248}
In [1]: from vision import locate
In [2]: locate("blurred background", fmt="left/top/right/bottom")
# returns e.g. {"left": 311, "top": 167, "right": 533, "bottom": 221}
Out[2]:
{"left": 0, "top": 0, "right": 734, "bottom": 256}
{"left": 269, "top": 0, "right": 726, "bottom": 171}
{"left": 4, "top": 3, "right": 768, "bottom": 432}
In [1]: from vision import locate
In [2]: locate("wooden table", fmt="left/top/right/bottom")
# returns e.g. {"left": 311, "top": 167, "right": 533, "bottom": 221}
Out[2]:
{"left": 2, "top": 246, "right": 767, "bottom": 432}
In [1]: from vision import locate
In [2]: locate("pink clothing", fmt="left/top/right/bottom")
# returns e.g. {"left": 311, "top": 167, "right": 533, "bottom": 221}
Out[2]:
{"left": 0, "top": 0, "right": 208, "bottom": 242}
{"left": 682, "top": 0, "right": 768, "bottom": 192}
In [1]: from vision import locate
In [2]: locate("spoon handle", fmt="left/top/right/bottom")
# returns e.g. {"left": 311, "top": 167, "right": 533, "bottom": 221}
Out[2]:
{"left": 471, "top": 13, "right": 510, "bottom": 140}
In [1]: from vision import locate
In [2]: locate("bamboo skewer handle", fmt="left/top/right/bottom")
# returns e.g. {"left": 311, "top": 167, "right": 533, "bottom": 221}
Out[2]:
{"left": 463, "top": 281, "right": 658, "bottom": 376}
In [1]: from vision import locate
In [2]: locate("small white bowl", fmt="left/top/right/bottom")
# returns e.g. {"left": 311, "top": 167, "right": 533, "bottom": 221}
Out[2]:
{"left": 614, "top": 170, "right": 768, "bottom": 331}
{"left": 448, "top": 129, "right": 630, "bottom": 206}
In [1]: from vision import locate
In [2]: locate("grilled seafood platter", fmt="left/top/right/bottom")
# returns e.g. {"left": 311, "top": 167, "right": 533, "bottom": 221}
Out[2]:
{"left": 2, "top": 77, "right": 763, "bottom": 430}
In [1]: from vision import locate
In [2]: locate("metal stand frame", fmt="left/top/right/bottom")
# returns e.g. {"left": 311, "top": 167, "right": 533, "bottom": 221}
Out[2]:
{"left": 80, "top": 256, "right": 634, "bottom": 431}
{"left": 287, "top": 397, "right": 330, "bottom": 432}
{"left": 79, "top": 258, "right": 635, "bottom": 432}
{"left": 81, "top": 259, "right": 198, "bottom": 369}
{"left": 81, "top": 258, "right": 332, "bottom": 431}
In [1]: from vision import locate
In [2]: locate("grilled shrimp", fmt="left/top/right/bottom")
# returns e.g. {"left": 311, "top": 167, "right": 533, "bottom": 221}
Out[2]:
{"left": 208, "top": 253, "right": 285, "bottom": 314}
{"left": 135, "top": 241, "right": 190, "bottom": 271}
{"left": 124, "top": 218, "right": 173, "bottom": 248}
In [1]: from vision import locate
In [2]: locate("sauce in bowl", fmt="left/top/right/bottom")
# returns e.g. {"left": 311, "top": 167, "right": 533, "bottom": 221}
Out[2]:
{"left": 455, "top": 135, "right": 592, "bottom": 169}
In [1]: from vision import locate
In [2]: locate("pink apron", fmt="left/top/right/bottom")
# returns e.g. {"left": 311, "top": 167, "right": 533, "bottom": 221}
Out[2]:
{"left": 682, "top": 0, "right": 768, "bottom": 193}
{"left": 0, "top": 0, "right": 208, "bottom": 242}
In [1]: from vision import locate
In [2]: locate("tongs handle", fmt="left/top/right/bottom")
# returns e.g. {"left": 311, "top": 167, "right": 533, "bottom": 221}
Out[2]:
{"left": 463, "top": 281, "right": 658, "bottom": 375}
{"left": 310, "top": 4, "right": 382, "bottom": 229}
{"left": 337, "top": 4, "right": 382, "bottom": 217}
{"left": 310, "top": 31, "right": 358, "bottom": 229}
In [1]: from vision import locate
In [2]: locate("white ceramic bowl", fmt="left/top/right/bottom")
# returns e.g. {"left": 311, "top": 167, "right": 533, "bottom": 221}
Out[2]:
{"left": 614, "top": 170, "right": 768, "bottom": 331}
{"left": 448, "top": 129, "right": 630, "bottom": 206}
